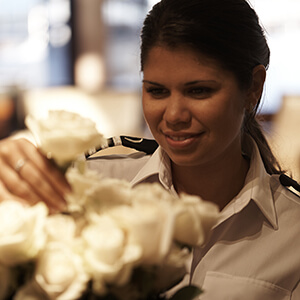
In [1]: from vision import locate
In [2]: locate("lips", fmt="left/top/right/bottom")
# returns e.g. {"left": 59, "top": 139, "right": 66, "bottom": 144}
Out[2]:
{"left": 164, "top": 132, "right": 202, "bottom": 149}
{"left": 167, "top": 135, "right": 195, "bottom": 141}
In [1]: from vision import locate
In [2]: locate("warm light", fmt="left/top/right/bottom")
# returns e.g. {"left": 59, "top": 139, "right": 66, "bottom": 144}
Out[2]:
{"left": 75, "top": 53, "right": 106, "bottom": 93}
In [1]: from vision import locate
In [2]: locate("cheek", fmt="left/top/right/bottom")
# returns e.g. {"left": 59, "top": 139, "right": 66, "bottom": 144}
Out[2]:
{"left": 197, "top": 97, "right": 245, "bottom": 135}
{"left": 142, "top": 97, "right": 162, "bottom": 128}
{"left": 142, "top": 98, "right": 152, "bottom": 126}
{"left": 217, "top": 104, "right": 245, "bottom": 138}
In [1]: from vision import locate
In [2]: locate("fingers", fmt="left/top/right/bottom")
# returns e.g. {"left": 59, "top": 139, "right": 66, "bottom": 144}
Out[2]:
{"left": 0, "top": 138, "right": 71, "bottom": 212}
{"left": 0, "top": 161, "right": 41, "bottom": 204}
{"left": 19, "top": 139, "right": 71, "bottom": 196}
{"left": 0, "top": 180, "right": 58, "bottom": 214}
{"left": 0, "top": 180, "right": 29, "bottom": 206}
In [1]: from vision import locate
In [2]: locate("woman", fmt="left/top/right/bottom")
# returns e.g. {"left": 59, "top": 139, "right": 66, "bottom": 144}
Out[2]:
{"left": 0, "top": 0, "right": 299, "bottom": 298}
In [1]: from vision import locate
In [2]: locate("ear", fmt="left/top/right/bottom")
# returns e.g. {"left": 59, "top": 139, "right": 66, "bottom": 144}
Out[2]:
{"left": 246, "top": 65, "right": 266, "bottom": 110}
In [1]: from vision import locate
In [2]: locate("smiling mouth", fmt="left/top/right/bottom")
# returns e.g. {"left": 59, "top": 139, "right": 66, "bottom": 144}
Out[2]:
{"left": 167, "top": 135, "right": 195, "bottom": 141}
{"left": 164, "top": 133, "right": 204, "bottom": 148}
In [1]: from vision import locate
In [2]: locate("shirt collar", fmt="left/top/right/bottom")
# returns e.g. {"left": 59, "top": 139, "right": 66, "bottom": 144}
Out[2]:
{"left": 219, "top": 141, "right": 278, "bottom": 230}
{"left": 131, "top": 141, "right": 278, "bottom": 230}
{"left": 130, "top": 147, "right": 174, "bottom": 191}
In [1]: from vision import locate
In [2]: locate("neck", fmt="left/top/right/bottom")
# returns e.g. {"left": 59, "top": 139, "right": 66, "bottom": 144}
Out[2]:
{"left": 171, "top": 152, "right": 250, "bottom": 210}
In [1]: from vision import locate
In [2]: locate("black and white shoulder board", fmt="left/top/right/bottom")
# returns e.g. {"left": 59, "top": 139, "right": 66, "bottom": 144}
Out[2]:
{"left": 279, "top": 174, "right": 300, "bottom": 197}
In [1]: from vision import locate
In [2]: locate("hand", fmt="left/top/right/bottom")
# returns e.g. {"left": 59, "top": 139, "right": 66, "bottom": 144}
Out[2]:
{"left": 0, "top": 138, "right": 71, "bottom": 213}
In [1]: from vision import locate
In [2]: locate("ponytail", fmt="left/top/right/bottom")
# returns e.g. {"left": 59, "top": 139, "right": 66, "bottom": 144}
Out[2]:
{"left": 243, "top": 110, "right": 283, "bottom": 175}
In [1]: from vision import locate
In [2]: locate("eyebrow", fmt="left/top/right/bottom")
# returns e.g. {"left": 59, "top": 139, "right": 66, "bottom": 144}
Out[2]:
{"left": 184, "top": 80, "right": 218, "bottom": 86}
{"left": 142, "top": 80, "right": 163, "bottom": 86}
{"left": 142, "top": 80, "right": 218, "bottom": 86}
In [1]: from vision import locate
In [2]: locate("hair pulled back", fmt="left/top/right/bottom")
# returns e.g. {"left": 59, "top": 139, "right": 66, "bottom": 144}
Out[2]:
{"left": 141, "top": 0, "right": 283, "bottom": 175}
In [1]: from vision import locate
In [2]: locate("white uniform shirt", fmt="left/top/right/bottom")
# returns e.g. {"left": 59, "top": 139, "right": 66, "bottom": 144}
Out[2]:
{"left": 86, "top": 143, "right": 300, "bottom": 299}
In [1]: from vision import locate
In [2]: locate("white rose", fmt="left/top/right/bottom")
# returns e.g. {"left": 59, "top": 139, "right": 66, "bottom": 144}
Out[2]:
{"left": 174, "top": 194, "right": 219, "bottom": 246}
{"left": 83, "top": 216, "right": 142, "bottom": 292}
{"left": 0, "top": 264, "right": 12, "bottom": 300}
{"left": 25, "top": 110, "right": 105, "bottom": 167}
{"left": 84, "top": 177, "right": 132, "bottom": 222}
{"left": 34, "top": 242, "right": 89, "bottom": 300}
{"left": 44, "top": 214, "right": 86, "bottom": 258}
{"left": 44, "top": 214, "right": 76, "bottom": 244}
{"left": 133, "top": 182, "right": 176, "bottom": 204}
{"left": 65, "top": 167, "right": 104, "bottom": 212}
{"left": 111, "top": 183, "right": 177, "bottom": 265}
{"left": 0, "top": 201, "right": 48, "bottom": 266}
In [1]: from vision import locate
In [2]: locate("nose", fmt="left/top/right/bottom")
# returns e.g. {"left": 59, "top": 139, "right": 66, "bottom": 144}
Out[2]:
{"left": 163, "top": 95, "right": 191, "bottom": 126}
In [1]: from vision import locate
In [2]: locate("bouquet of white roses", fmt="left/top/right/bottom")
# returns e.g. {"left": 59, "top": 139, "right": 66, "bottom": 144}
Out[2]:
{"left": 0, "top": 111, "right": 219, "bottom": 300}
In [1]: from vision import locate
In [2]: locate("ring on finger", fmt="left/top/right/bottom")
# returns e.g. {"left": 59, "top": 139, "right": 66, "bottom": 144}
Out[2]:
{"left": 14, "top": 159, "right": 27, "bottom": 173}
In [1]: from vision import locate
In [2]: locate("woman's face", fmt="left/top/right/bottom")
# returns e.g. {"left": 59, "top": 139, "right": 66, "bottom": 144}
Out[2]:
{"left": 142, "top": 46, "right": 248, "bottom": 168}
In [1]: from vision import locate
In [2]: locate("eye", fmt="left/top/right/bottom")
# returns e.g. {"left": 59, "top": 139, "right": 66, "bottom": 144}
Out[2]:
{"left": 145, "top": 87, "right": 169, "bottom": 99}
{"left": 188, "top": 87, "right": 213, "bottom": 98}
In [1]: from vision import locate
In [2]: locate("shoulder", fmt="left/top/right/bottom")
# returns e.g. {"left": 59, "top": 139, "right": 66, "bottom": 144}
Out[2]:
{"left": 85, "top": 152, "right": 152, "bottom": 181}
{"left": 270, "top": 174, "right": 300, "bottom": 224}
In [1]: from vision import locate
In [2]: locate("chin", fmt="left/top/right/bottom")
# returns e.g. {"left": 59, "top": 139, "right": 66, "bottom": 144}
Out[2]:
{"left": 167, "top": 153, "right": 201, "bottom": 167}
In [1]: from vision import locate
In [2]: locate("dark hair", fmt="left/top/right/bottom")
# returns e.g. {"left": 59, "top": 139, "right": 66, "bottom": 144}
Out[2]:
{"left": 140, "top": 0, "right": 283, "bottom": 175}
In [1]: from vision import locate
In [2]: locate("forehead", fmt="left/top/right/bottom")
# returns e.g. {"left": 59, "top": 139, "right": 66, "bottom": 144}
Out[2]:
{"left": 143, "top": 46, "right": 233, "bottom": 81}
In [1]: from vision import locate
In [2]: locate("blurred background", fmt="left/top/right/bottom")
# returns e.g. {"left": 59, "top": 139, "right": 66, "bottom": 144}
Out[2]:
{"left": 0, "top": 0, "right": 299, "bottom": 180}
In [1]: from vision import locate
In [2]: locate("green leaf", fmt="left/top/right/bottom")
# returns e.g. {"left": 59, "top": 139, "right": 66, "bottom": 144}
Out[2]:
{"left": 169, "top": 285, "right": 203, "bottom": 300}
